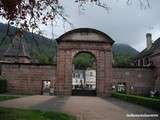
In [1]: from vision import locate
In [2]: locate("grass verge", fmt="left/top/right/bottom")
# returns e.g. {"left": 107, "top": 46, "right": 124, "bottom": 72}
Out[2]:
{"left": 0, "top": 96, "right": 19, "bottom": 101}
{"left": 0, "top": 107, "right": 76, "bottom": 120}
{"left": 112, "top": 92, "right": 160, "bottom": 110}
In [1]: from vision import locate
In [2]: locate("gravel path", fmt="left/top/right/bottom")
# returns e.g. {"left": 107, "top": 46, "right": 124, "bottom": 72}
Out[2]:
{"left": 0, "top": 95, "right": 159, "bottom": 120}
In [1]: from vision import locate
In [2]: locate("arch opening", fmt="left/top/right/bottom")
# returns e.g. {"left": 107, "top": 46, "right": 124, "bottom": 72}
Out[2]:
{"left": 72, "top": 52, "right": 97, "bottom": 96}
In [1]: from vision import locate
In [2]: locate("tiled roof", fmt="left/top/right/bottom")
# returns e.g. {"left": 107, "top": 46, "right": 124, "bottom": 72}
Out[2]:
{"left": 56, "top": 28, "right": 115, "bottom": 44}
{"left": 134, "top": 37, "right": 160, "bottom": 59}
{"left": 0, "top": 48, "right": 6, "bottom": 55}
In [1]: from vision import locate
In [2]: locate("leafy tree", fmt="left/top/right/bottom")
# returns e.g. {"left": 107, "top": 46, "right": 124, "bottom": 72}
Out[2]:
{"left": 113, "top": 53, "right": 133, "bottom": 66}
{"left": 32, "top": 52, "right": 53, "bottom": 64}
{"left": 73, "top": 52, "right": 96, "bottom": 70}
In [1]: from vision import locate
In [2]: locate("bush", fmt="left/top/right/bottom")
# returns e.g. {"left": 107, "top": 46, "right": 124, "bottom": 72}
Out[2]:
{"left": 0, "top": 77, "right": 7, "bottom": 93}
{"left": 112, "top": 92, "right": 160, "bottom": 110}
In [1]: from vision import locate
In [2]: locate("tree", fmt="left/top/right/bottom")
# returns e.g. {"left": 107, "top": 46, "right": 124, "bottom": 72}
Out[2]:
{"left": 73, "top": 53, "right": 96, "bottom": 70}
{"left": 113, "top": 54, "right": 133, "bottom": 66}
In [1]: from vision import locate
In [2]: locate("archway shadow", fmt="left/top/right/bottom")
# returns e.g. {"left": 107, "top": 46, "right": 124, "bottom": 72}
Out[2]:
{"left": 30, "top": 96, "right": 69, "bottom": 112}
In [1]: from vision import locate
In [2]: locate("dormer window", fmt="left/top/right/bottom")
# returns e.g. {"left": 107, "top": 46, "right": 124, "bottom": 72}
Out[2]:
{"left": 90, "top": 72, "right": 93, "bottom": 76}
{"left": 144, "top": 57, "right": 149, "bottom": 65}
{"left": 140, "top": 59, "right": 143, "bottom": 66}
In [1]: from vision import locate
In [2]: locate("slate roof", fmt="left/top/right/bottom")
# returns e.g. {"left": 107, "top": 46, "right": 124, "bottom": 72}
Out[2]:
{"left": 0, "top": 48, "right": 6, "bottom": 60}
{"left": 0, "top": 48, "right": 6, "bottom": 55}
{"left": 134, "top": 37, "right": 160, "bottom": 59}
{"left": 56, "top": 28, "right": 115, "bottom": 44}
{"left": 4, "top": 36, "right": 30, "bottom": 58}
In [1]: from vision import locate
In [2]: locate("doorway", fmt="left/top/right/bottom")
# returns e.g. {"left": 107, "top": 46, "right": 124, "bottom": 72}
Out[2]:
{"left": 42, "top": 80, "right": 51, "bottom": 95}
{"left": 72, "top": 52, "right": 96, "bottom": 96}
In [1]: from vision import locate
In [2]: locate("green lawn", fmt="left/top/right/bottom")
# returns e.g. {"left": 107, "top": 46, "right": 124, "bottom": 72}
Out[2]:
{"left": 0, "top": 107, "right": 76, "bottom": 120}
{"left": 0, "top": 96, "right": 19, "bottom": 101}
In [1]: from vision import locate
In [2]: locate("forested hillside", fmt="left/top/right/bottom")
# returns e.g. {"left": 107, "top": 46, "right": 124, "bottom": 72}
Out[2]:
{"left": 0, "top": 23, "right": 139, "bottom": 65}
{"left": 0, "top": 23, "right": 57, "bottom": 64}
{"left": 112, "top": 43, "right": 139, "bottom": 66}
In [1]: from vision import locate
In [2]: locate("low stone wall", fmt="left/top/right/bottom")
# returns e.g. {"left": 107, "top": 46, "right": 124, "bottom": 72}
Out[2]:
{"left": 112, "top": 67, "right": 154, "bottom": 95}
{"left": 1, "top": 63, "right": 56, "bottom": 94}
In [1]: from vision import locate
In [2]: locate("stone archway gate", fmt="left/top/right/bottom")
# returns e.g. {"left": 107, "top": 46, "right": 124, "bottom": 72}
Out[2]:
{"left": 55, "top": 28, "right": 114, "bottom": 96}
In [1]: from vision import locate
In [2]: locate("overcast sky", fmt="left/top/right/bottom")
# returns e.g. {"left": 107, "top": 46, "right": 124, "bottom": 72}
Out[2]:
{"left": 41, "top": 0, "right": 160, "bottom": 52}
{"left": 1, "top": 0, "right": 160, "bottom": 52}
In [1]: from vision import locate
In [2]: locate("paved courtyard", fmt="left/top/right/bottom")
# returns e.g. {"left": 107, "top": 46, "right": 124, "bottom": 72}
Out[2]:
{"left": 0, "top": 95, "right": 159, "bottom": 120}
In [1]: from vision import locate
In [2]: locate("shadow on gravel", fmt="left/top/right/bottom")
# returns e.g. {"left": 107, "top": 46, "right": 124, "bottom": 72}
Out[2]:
{"left": 30, "top": 96, "right": 69, "bottom": 112}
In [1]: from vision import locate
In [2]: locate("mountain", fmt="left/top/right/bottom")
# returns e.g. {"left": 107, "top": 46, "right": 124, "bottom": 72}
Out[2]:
{"left": 0, "top": 23, "right": 57, "bottom": 64}
{"left": 0, "top": 23, "right": 139, "bottom": 65}
{"left": 112, "top": 43, "right": 139, "bottom": 56}
{"left": 112, "top": 43, "right": 139, "bottom": 66}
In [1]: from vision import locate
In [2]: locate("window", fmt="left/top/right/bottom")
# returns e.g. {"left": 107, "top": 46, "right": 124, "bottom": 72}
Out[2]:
{"left": 0, "top": 64, "right": 1, "bottom": 75}
{"left": 144, "top": 57, "right": 149, "bottom": 65}
{"left": 73, "top": 73, "right": 75, "bottom": 78}
{"left": 134, "top": 60, "right": 138, "bottom": 66}
{"left": 117, "top": 83, "right": 126, "bottom": 93}
{"left": 75, "top": 73, "right": 80, "bottom": 78}
{"left": 140, "top": 59, "right": 143, "bottom": 66}
{"left": 90, "top": 72, "right": 93, "bottom": 76}
{"left": 77, "top": 73, "right": 80, "bottom": 78}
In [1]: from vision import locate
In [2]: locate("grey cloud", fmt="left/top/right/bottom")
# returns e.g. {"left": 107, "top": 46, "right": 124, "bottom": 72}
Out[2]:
{"left": 46, "top": 0, "right": 160, "bottom": 52}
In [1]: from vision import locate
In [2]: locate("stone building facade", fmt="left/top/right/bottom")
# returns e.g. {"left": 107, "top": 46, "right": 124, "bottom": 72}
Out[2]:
{"left": 151, "top": 54, "right": 160, "bottom": 91}
{"left": 72, "top": 69, "right": 96, "bottom": 90}
{"left": 0, "top": 28, "right": 159, "bottom": 96}
{"left": 134, "top": 33, "right": 160, "bottom": 92}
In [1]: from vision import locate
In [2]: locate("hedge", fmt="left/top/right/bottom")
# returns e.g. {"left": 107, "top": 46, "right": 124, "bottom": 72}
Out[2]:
{"left": 0, "top": 79, "right": 7, "bottom": 93}
{"left": 112, "top": 92, "right": 160, "bottom": 110}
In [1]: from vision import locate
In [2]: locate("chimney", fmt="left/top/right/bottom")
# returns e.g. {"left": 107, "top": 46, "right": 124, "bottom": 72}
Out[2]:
{"left": 146, "top": 33, "right": 152, "bottom": 49}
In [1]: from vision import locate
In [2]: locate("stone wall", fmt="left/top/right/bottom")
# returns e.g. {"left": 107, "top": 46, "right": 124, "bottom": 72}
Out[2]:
{"left": 55, "top": 28, "right": 114, "bottom": 97}
{"left": 1, "top": 63, "right": 56, "bottom": 94}
{"left": 151, "top": 54, "right": 160, "bottom": 91}
{"left": 55, "top": 41, "right": 113, "bottom": 96}
{"left": 112, "top": 67, "right": 154, "bottom": 95}
{"left": 0, "top": 62, "right": 156, "bottom": 96}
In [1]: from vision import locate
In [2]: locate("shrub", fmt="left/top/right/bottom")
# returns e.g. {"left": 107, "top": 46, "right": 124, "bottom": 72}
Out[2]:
{"left": 112, "top": 92, "right": 160, "bottom": 110}
{"left": 0, "top": 77, "right": 7, "bottom": 93}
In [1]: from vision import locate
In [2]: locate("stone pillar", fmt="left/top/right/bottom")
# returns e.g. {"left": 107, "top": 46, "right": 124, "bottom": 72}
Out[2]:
{"left": 54, "top": 49, "right": 66, "bottom": 95}
{"left": 54, "top": 48, "right": 73, "bottom": 96}
{"left": 104, "top": 50, "right": 113, "bottom": 96}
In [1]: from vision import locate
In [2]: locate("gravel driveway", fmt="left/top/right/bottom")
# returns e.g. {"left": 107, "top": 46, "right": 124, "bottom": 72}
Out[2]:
{"left": 0, "top": 95, "right": 159, "bottom": 120}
